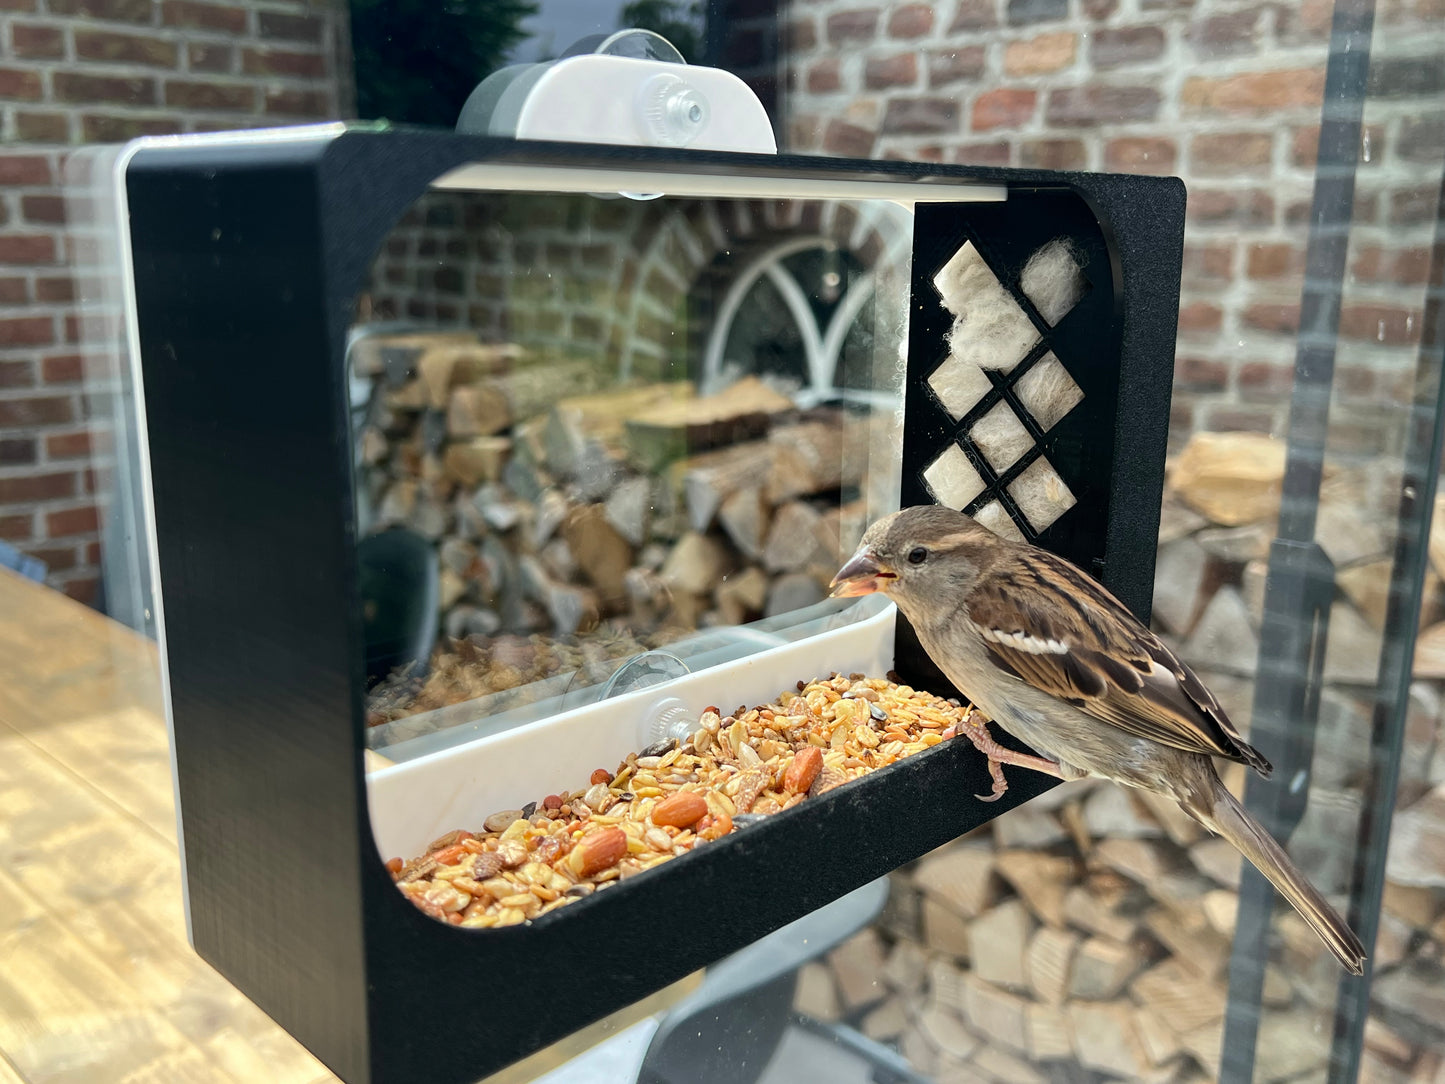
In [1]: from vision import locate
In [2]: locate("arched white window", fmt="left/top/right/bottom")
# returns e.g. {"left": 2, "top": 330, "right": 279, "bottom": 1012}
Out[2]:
{"left": 700, "top": 237, "right": 880, "bottom": 406}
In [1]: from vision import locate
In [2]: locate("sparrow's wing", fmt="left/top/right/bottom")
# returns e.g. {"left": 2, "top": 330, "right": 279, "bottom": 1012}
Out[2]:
{"left": 967, "top": 548, "right": 1272, "bottom": 776}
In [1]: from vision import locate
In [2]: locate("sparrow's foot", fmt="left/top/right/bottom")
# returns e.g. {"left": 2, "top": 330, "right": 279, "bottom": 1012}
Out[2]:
{"left": 975, "top": 757, "right": 1009, "bottom": 802}
{"left": 952, "top": 711, "right": 1065, "bottom": 794}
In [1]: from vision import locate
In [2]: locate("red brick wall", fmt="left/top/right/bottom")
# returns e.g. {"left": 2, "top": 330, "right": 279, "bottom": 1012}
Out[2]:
{"left": 0, "top": 0, "right": 350, "bottom": 604}
{"left": 779, "top": 0, "right": 1445, "bottom": 456}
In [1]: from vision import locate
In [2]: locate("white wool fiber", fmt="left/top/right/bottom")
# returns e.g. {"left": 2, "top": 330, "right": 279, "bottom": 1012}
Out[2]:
{"left": 922, "top": 443, "right": 986, "bottom": 510}
{"left": 1020, "top": 238, "right": 1087, "bottom": 326}
{"left": 1014, "top": 352, "right": 1084, "bottom": 432}
{"left": 971, "top": 401, "right": 1033, "bottom": 473}
{"left": 1008, "top": 458, "right": 1077, "bottom": 531}
{"left": 933, "top": 241, "right": 1040, "bottom": 373}
{"left": 974, "top": 500, "right": 1026, "bottom": 542}
{"left": 928, "top": 353, "right": 993, "bottom": 421}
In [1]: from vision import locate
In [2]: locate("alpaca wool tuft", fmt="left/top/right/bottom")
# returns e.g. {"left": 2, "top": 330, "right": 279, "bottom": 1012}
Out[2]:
{"left": 932, "top": 241, "right": 1040, "bottom": 372}
{"left": 1008, "top": 457, "right": 1077, "bottom": 530}
{"left": 922, "top": 443, "right": 986, "bottom": 509}
{"left": 1020, "top": 238, "right": 1088, "bottom": 326}
{"left": 971, "top": 401, "right": 1034, "bottom": 473}
{"left": 1014, "top": 352, "right": 1084, "bottom": 431}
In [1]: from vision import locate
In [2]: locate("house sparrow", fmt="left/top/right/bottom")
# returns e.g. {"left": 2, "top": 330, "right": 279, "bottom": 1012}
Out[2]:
{"left": 830, "top": 505, "right": 1366, "bottom": 976}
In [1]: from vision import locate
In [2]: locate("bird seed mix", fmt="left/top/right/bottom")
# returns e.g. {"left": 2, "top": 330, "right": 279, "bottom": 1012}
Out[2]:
{"left": 388, "top": 673, "right": 971, "bottom": 927}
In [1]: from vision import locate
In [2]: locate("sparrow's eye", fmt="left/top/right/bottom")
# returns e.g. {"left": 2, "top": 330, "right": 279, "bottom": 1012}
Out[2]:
{"left": 907, "top": 546, "right": 928, "bottom": 565}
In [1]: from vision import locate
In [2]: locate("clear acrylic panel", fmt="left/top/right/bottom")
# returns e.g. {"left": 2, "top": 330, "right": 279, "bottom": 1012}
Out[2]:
{"left": 353, "top": 186, "right": 915, "bottom": 767}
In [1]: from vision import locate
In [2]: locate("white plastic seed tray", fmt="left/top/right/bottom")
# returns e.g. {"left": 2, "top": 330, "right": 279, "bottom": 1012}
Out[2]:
{"left": 365, "top": 601, "right": 896, "bottom": 861}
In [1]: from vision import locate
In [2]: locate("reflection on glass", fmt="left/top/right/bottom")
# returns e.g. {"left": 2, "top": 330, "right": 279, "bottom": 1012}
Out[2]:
{"left": 350, "top": 192, "right": 910, "bottom": 762}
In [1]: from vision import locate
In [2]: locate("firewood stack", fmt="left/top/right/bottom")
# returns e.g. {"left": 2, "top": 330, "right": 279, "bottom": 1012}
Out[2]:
{"left": 352, "top": 332, "right": 889, "bottom": 728}
{"left": 793, "top": 430, "right": 1445, "bottom": 1082}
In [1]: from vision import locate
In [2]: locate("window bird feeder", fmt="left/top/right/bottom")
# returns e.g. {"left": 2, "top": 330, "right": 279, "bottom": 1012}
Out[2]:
{"left": 77, "top": 34, "right": 1186, "bottom": 1084}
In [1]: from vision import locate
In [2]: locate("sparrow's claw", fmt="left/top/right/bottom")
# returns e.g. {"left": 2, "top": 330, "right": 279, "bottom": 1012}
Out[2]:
{"left": 975, "top": 757, "right": 1009, "bottom": 802}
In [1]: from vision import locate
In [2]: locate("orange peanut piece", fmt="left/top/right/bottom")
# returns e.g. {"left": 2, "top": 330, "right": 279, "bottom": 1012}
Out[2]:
{"left": 651, "top": 790, "right": 709, "bottom": 829}
{"left": 784, "top": 746, "right": 824, "bottom": 794}
{"left": 571, "top": 827, "right": 627, "bottom": 877}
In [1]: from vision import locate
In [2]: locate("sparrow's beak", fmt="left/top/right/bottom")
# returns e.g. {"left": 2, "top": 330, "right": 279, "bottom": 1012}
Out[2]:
{"left": 829, "top": 547, "right": 896, "bottom": 597}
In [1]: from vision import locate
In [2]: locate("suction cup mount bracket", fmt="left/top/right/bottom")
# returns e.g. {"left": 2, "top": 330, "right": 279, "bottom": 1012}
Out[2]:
{"left": 456, "top": 29, "right": 777, "bottom": 156}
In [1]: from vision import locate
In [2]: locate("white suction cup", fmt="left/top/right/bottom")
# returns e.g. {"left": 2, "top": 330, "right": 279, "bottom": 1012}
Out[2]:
{"left": 456, "top": 29, "right": 776, "bottom": 156}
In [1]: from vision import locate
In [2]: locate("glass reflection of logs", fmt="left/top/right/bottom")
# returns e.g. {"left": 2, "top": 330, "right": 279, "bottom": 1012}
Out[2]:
{"left": 353, "top": 334, "right": 886, "bottom": 726}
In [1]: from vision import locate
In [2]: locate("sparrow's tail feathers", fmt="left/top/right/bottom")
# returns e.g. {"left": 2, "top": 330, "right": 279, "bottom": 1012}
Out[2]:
{"left": 1207, "top": 782, "right": 1367, "bottom": 976}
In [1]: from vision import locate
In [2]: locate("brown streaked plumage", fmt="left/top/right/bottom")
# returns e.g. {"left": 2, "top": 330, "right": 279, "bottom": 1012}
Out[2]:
{"left": 830, "top": 505, "right": 1366, "bottom": 976}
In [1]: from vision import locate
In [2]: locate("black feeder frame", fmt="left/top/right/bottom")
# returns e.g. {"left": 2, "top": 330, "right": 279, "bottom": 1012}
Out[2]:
{"left": 122, "top": 128, "right": 1185, "bottom": 1084}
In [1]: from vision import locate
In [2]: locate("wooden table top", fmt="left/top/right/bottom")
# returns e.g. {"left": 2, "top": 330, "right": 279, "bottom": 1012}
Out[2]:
{"left": 0, "top": 568, "right": 696, "bottom": 1084}
{"left": 0, "top": 567, "right": 337, "bottom": 1084}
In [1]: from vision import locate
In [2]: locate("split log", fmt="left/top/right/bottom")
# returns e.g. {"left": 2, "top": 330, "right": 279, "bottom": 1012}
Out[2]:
{"left": 386, "top": 377, "right": 429, "bottom": 412}
{"left": 882, "top": 940, "right": 929, "bottom": 993}
{"left": 472, "top": 483, "right": 523, "bottom": 532}
{"left": 916, "top": 1000, "right": 980, "bottom": 1059}
{"left": 861, "top": 997, "right": 909, "bottom": 1041}
{"left": 519, "top": 555, "right": 598, "bottom": 635}
{"left": 443, "top": 605, "right": 500, "bottom": 640}
{"left": 623, "top": 567, "right": 671, "bottom": 629}
{"left": 532, "top": 490, "right": 570, "bottom": 549}
{"left": 661, "top": 532, "right": 731, "bottom": 596}
{"left": 604, "top": 476, "right": 652, "bottom": 547}
{"left": 763, "top": 501, "right": 826, "bottom": 573}
{"left": 418, "top": 342, "right": 520, "bottom": 407}
{"left": 766, "top": 418, "right": 851, "bottom": 503}
{"left": 1189, "top": 837, "right": 1242, "bottom": 888}
{"left": 377, "top": 479, "right": 417, "bottom": 523}
{"left": 1169, "top": 431, "right": 1286, "bottom": 526}
{"left": 1025, "top": 926, "right": 1078, "bottom": 1006}
{"left": 1063, "top": 884, "right": 1140, "bottom": 943}
{"left": 438, "top": 538, "right": 479, "bottom": 578}
{"left": 1068, "top": 937, "right": 1143, "bottom": 1000}
{"left": 714, "top": 566, "right": 769, "bottom": 626}
{"left": 438, "top": 568, "right": 467, "bottom": 611}
{"left": 360, "top": 427, "right": 388, "bottom": 465}
{"left": 1095, "top": 838, "right": 1173, "bottom": 885}
{"left": 679, "top": 441, "right": 775, "bottom": 531}
{"left": 571, "top": 442, "right": 624, "bottom": 503}
{"left": 447, "top": 381, "right": 511, "bottom": 438}
{"left": 828, "top": 929, "right": 886, "bottom": 1010}
{"left": 443, "top": 436, "right": 510, "bottom": 487}
{"left": 717, "top": 485, "right": 769, "bottom": 561}
{"left": 972, "top": 1046, "right": 1046, "bottom": 1084}
{"left": 1129, "top": 958, "right": 1227, "bottom": 1034}
{"left": 815, "top": 499, "right": 869, "bottom": 566}
{"left": 548, "top": 381, "right": 693, "bottom": 456}
{"left": 1067, "top": 1002, "right": 1152, "bottom": 1079}
{"left": 561, "top": 504, "right": 633, "bottom": 605}
{"left": 1133, "top": 1006, "right": 1182, "bottom": 1067}
{"left": 539, "top": 537, "right": 576, "bottom": 583}
{"left": 968, "top": 900, "right": 1033, "bottom": 990}
{"left": 922, "top": 895, "right": 973, "bottom": 960}
{"left": 995, "top": 851, "right": 1077, "bottom": 927}
{"left": 502, "top": 359, "right": 601, "bottom": 423}
{"left": 927, "top": 958, "right": 968, "bottom": 1013}
{"left": 793, "top": 963, "right": 841, "bottom": 1022}
{"left": 993, "top": 807, "right": 1068, "bottom": 849}
{"left": 1026, "top": 1003, "right": 1075, "bottom": 1062}
{"left": 961, "top": 975, "right": 1029, "bottom": 1053}
{"left": 626, "top": 375, "right": 794, "bottom": 470}
{"left": 349, "top": 330, "right": 481, "bottom": 378}
{"left": 913, "top": 844, "right": 998, "bottom": 919}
